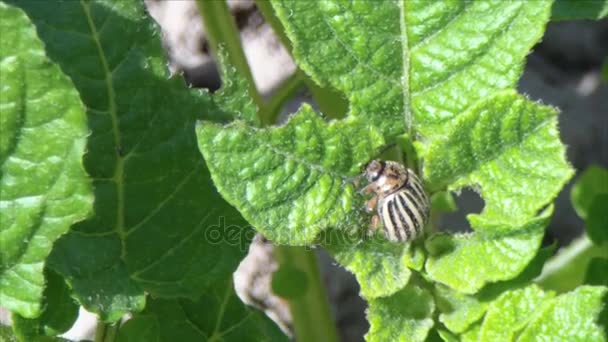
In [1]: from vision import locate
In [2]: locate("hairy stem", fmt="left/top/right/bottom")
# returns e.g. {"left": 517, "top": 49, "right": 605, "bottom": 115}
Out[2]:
{"left": 196, "top": 0, "right": 265, "bottom": 121}
{"left": 273, "top": 245, "right": 339, "bottom": 342}
{"left": 94, "top": 321, "right": 119, "bottom": 342}
{"left": 255, "top": 0, "right": 348, "bottom": 119}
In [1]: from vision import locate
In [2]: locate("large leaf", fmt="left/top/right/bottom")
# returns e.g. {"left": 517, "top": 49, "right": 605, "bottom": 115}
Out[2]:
{"left": 439, "top": 284, "right": 607, "bottom": 341}
{"left": 438, "top": 284, "right": 607, "bottom": 341}
{"left": 422, "top": 91, "right": 573, "bottom": 292}
{"left": 197, "top": 106, "right": 384, "bottom": 245}
{"left": 0, "top": 3, "right": 92, "bottom": 318}
{"left": 200, "top": 0, "right": 572, "bottom": 309}
{"left": 477, "top": 285, "right": 554, "bottom": 341}
{"left": 324, "top": 232, "right": 425, "bottom": 299}
{"left": 518, "top": 286, "right": 608, "bottom": 341}
{"left": 424, "top": 91, "right": 573, "bottom": 224}
{"left": 11, "top": 0, "right": 251, "bottom": 321}
{"left": 426, "top": 207, "right": 551, "bottom": 294}
{"left": 434, "top": 245, "right": 555, "bottom": 333}
{"left": 130, "top": 278, "right": 287, "bottom": 342}
{"left": 270, "top": 0, "right": 553, "bottom": 139}
{"left": 366, "top": 285, "right": 435, "bottom": 342}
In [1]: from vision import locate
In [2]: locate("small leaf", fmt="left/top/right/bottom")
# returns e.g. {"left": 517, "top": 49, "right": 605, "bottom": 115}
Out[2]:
{"left": 587, "top": 194, "right": 608, "bottom": 245}
{"left": 366, "top": 286, "right": 435, "bottom": 342}
{"left": 571, "top": 165, "right": 608, "bottom": 220}
{"left": 435, "top": 244, "right": 554, "bottom": 334}
{"left": 430, "top": 192, "right": 457, "bottom": 214}
{"left": 434, "top": 284, "right": 489, "bottom": 334}
{"left": 0, "top": 2, "right": 92, "bottom": 318}
{"left": 197, "top": 106, "right": 384, "bottom": 245}
{"left": 478, "top": 285, "right": 554, "bottom": 341}
{"left": 140, "top": 279, "right": 288, "bottom": 342}
{"left": 324, "top": 232, "right": 424, "bottom": 299}
{"left": 424, "top": 91, "right": 573, "bottom": 225}
{"left": 270, "top": 0, "right": 553, "bottom": 140}
{"left": 537, "top": 235, "right": 608, "bottom": 293}
{"left": 551, "top": 0, "right": 608, "bottom": 20}
{"left": 426, "top": 207, "right": 551, "bottom": 294}
{"left": 585, "top": 258, "right": 608, "bottom": 287}
{"left": 11, "top": 269, "right": 79, "bottom": 340}
{"left": 518, "top": 286, "right": 608, "bottom": 341}
{"left": 12, "top": 0, "right": 251, "bottom": 320}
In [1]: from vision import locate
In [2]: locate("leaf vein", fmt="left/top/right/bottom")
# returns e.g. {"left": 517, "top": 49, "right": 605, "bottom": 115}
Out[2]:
{"left": 411, "top": 3, "right": 522, "bottom": 96}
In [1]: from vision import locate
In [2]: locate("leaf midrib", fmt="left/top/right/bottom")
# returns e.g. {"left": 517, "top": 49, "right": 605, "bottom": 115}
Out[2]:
{"left": 80, "top": 1, "right": 126, "bottom": 257}
{"left": 398, "top": 0, "right": 411, "bottom": 137}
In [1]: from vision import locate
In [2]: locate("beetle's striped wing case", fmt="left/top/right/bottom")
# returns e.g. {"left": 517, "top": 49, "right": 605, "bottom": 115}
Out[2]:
{"left": 379, "top": 170, "right": 429, "bottom": 242}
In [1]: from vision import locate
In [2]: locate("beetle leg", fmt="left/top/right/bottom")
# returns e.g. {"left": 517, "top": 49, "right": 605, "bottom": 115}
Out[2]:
{"left": 360, "top": 183, "right": 376, "bottom": 195}
{"left": 369, "top": 215, "right": 381, "bottom": 236}
{"left": 365, "top": 195, "right": 378, "bottom": 213}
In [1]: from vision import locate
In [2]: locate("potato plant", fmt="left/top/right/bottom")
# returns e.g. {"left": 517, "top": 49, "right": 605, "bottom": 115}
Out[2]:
{"left": 0, "top": 0, "right": 606, "bottom": 341}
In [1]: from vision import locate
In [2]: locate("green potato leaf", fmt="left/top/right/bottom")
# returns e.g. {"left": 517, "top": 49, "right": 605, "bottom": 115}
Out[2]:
{"left": 197, "top": 106, "right": 384, "bottom": 245}
{"left": 270, "top": 0, "right": 553, "bottom": 139}
{"left": 477, "top": 285, "right": 554, "bottom": 341}
{"left": 11, "top": 0, "right": 252, "bottom": 321}
{"left": 324, "top": 233, "right": 425, "bottom": 299}
{"left": 0, "top": 2, "right": 92, "bottom": 318}
{"left": 518, "top": 286, "right": 608, "bottom": 342}
{"left": 366, "top": 285, "right": 435, "bottom": 342}
{"left": 434, "top": 284, "right": 489, "bottom": 334}
{"left": 422, "top": 90, "right": 573, "bottom": 293}
{"left": 587, "top": 194, "right": 608, "bottom": 245}
{"left": 439, "top": 284, "right": 607, "bottom": 341}
{"left": 424, "top": 91, "right": 573, "bottom": 224}
{"left": 571, "top": 165, "right": 608, "bottom": 220}
{"left": 262, "top": 0, "right": 572, "bottom": 301}
{"left": 434, "top": 244, "right": 554, "bottom": 333}
{"left": 134, "top": 279, "right": 287, "bottom": 342}
{"left": 426, "top": 207, "right": 551, "bottom": 294}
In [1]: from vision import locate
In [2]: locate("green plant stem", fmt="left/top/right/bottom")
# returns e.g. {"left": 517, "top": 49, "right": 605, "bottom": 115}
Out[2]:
{"left": 95, "top": 321, "right": 120, "bottom": 342}
{"left": 255, "top": 0, "right": 348, "bottom": 119}
{"left": 263, "top": 71, "right": 306, "bottom": 124}
{"left": 535, "top": 234, "right": 608, "bottom": 292}
{"left": 196, "top": 0, "right": 265, "bottom": 119}
{"left": 94, "top": 321, "right": 106, "bottom": 342}
{"left": 273, "top": 245, "right": 339, "bottom": 342}
{"left": 255, "top": 0, "right": 292, "bottom": 51}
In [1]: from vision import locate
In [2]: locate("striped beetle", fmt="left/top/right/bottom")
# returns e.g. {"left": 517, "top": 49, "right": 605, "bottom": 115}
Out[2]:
{"left": 361, "top": 160, "right": 430, "bottom": 242}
